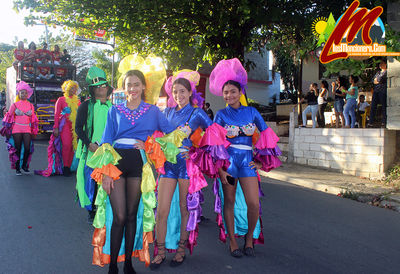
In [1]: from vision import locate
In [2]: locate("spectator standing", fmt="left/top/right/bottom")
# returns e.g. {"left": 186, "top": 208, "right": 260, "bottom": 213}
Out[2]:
{"left": 343, "top": 75, "right": 359, "bottom": 128}
{"left": 332, "top": 76, "right": 347, "bottom": 128}
{"left": 317, "top": 80, "right": 329, "bottom": 128}
{"left": 299, "top": 83, "right": 319, "bottom": 128}
{"left": 368, "top": 60, "right": 387, "bottom": 127}
{"left": 204, "top": 102, "right": 214, "bottom": 120}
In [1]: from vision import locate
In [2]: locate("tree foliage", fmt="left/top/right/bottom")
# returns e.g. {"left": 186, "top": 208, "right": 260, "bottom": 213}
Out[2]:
{"left": 0, "top": 43, "right": 15, "bottom": 91}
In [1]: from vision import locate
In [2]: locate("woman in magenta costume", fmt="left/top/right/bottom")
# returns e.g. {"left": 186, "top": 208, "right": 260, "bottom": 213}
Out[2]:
{"left": 86, "top": 56, "right": 186, "bottom": 274}
{"left": 150, "top": 70, "right": 212, "bottom": 269}
{"left": 209, "top": 58, "right": 281, "bottom": 257}
{"left": 0, "top": 81, "right": 39, "bottom": 175}
{"left": 35, "top": 80, "right": 80, "bottom": 177}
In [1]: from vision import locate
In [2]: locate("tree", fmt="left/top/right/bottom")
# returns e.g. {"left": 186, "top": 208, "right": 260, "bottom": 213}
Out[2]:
{"left": 0, "top": 43, "right": 15, "bottom": 91}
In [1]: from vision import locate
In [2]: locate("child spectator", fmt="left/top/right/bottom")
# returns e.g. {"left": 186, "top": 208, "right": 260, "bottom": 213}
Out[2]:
{"left": 356, "top": 94, "right": 370, "bottom": 127}
{"left": 23, "top": 42, "right": 37, "bottom": 78}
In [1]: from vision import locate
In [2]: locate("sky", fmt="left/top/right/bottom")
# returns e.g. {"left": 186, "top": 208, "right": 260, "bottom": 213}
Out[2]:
{"left": 0, "top": 0, "right": 63, "bottom": 45}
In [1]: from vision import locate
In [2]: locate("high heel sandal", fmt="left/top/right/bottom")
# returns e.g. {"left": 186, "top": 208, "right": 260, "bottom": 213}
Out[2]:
{"left": 170, "top": 239, "right": 187, "bottom": 267}
{"left": 150, "top": 242, "right": 166, "bottom": 270}
{"left": 243, "top": 233, "right": 255, "bottom": 257}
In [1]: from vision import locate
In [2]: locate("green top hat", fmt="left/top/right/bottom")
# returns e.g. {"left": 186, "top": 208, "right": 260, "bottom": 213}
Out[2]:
{"left": 86, "top": 66, "right": 108, "bottom": 87}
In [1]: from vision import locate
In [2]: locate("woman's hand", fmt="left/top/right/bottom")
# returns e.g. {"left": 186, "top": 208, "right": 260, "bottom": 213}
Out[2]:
{"left": 249, "top": 161, "right": 262, "bottom": 170}
{"left": 53, "top": 128, "right": 59, "bottom": 137}
{"left": 134, "top": 140, "right": 145, "bottom": 150}
{"left": 180, "top": 146, "right": 191, "bottom": 160}
{"left": 88, "top": 143, "right": 99, "bottom": 152}
{"left": 218, "top": 168, "right": 232, "bottom": 185}
{"left": 102, "top": 175, "right": 114, "bottom": 195}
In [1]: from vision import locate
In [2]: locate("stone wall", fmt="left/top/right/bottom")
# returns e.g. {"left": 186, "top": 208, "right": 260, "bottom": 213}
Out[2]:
{"left": 387, "top": 2, "right": 400, "bottom": 130}
{"left": 293, "top": 128, "right": 397, "bottom": 179}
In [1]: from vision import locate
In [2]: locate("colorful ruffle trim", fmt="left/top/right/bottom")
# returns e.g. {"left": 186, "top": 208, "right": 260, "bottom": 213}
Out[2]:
{"left": 91, "top": 163, "right": 123, "bottom": 183}
{"left": 92, "top": 228, "right": 154, "bottom": 267}
{"left": 155, "top": 129, "right": 187, "bottom": 164}
{"left": 253, "top": 127, "right": 282, "bottom": 172}
{"left": 145, "top": 131, "right": 166, "bottom": 172}
{"left": 188, "top": 123, "right": 230, "bottom": 178}
{"left": 87, "top": 143, "right": 122, "bottom": 168}
{"left": 34, "top": 117, "right": 66, "bottom": 177}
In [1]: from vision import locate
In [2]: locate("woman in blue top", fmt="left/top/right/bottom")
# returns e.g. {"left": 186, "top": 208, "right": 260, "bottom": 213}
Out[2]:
{"left": 150, "top": 70, "right": 212, "bottom": 269}
{"left": 343, "top": 75, "right": 359, "bottom": 128}
{"left": 95, "top": 69, "right": 176, "bottom": 274}
{"left": 209, "top": 58, "right": 281, "bottom": 259}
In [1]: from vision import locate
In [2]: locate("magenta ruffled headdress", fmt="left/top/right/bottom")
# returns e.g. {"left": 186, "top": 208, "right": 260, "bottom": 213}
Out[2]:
{"left": 164, "top": 70, "right": 204, "bottom": 108}
{"left": 209, "top": 58, "right": 247, "bottom": 96}
{"left": 16, "top": 81, "right": 34, "bottom": 99}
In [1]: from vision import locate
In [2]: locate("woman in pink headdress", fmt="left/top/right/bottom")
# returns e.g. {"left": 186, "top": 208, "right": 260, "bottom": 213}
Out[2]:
{"left": 208, "top": 58, "right": 281, "bottom": 258}
{"left": 0, "top": 81, "right": 38, "bottom": 175}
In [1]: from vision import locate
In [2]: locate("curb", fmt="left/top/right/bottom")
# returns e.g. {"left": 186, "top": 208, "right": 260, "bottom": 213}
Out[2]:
{"left": 259, "top": 170, "right": 345, "bottom": 195}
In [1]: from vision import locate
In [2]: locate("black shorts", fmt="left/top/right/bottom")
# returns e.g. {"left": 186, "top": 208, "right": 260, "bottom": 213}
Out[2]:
{"left": 114, "top": 148, "right": 143, "bottom": 178}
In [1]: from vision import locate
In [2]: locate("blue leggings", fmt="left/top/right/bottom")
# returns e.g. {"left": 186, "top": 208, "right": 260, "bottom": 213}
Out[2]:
{"left": 344, "top": 98, "right": 357, "bottom": 128}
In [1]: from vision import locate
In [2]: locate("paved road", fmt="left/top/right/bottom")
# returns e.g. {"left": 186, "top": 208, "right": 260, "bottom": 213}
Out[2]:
{"left": 1, "top": 137, "right": 400, "bottom": 274}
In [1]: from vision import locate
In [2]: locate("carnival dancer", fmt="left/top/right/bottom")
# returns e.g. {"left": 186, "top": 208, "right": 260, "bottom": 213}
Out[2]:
{"left": 0, "top": 81, "right": 38, "bottom": 175}
{"left": 209, "top": 58, "right": 281, "bottom": 257}
{"left": 87, "top": 55, "right": 186, "bottom": 274}
{"left": 75, "top": 67, "right": 113, "bottom": 223}
{"left": 150, "top": 70, "right": 212, "bottom": 269}
{"left": 35, "top": 80, "right": 80, "bottom": 177}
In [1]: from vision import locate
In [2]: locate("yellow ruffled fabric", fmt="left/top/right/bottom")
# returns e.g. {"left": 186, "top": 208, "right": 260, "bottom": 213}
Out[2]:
{"left": 155, "top": 129, "right": 187, "bottom": 164}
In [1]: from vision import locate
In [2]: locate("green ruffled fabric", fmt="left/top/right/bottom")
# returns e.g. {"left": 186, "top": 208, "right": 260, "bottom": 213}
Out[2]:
{"left": 86, "top": 143, "right": 122, "bottom": 169}
{"left": 155, "top": 129, "right": 187, "bottom": 164}
{"left": 93, "top": 187, "right": 107, "bottom": 229}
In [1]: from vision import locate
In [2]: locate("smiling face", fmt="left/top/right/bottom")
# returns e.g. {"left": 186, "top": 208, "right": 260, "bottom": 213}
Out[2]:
{"left": 19, "top": 89, "right": 28, "bottom": 100}
{"left": 222, "top": 84, "right": 241, "bottom": 108}
{"left": 124, "top": 75, "right": 144, "bottom": 102}
{"left": 172, "top": 83, "right": 192, "bottom": 109}
{"left": 94, "top": 84, "right": 109, "bottom": 100}
{"left": 68, "top": 86, "right": 78, "bottom": 97}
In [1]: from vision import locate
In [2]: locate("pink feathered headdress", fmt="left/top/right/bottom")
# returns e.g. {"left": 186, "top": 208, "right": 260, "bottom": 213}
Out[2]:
{"left": 209, "top": 58, "right": 247, "bottom": 96}
{"left": 16, "top": 81, "right": 34, "bottom": 99}
{"left": 164, "top": 70, "right": 204, "bottom": 108}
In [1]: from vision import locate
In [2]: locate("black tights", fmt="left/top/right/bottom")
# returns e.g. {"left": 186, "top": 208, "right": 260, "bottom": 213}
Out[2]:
{"left": 13, "top": 133, "right": 31, "bottom": 169}
{"left": 108, "top": 176, "right": 141, "bottom": 264}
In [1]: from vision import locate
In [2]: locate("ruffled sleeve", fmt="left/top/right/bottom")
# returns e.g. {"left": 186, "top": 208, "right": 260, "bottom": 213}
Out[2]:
{"left": 189, "top": 123, "right": 230, "bottom": 178}
{"left": 154, "top": 129, "right": 187, "bottom": 164}
{"left": 30, "top": 106, "right": 39, "bottom": 136}
{"left": 0, "top": 104, "right": 15, "bottom": 138}
{"left": 253, "top": 127, "right": 282, "bottom": 172}
{"left": 86, "top": 143, "right": 123, "bottom": 184}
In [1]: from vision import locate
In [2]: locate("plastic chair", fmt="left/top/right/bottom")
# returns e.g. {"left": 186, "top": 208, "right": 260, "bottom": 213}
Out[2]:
{"left": 361, "top": 106, "right": 371, "bottom": 128}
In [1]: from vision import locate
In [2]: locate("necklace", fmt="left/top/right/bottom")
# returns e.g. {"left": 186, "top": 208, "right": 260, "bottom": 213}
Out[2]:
{"left": 116, "top": 102, "right": 151, "bottom": 126}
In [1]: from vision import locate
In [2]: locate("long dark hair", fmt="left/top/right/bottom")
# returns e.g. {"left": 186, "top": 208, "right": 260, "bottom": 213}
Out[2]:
{"left": 122, "top": 70, "right": 146, "bottom": 100}
{"left": 337, "top": 76, "right": 349, "bottom": 90}
{"left": 321, "top": 80, "right": 329, "bottom": 90}
{"left": 350, "top": 75, "right": 359, "bottom": 84}
{"left": 173, "top": 77, "right": 193, "bottom": 105}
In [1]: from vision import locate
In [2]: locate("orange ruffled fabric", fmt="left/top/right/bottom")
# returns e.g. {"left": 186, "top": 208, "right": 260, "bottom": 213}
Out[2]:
{"left": 91, "top": 163, "right": 122, "bottom": 183}
{"left": 145, "top": 135, "right": 166, "bottom": 170}
{"left": 190, "top": 127, "right": 203, "bottom": 148}
{"left": 92, "top": 227, "right": 154, "bottom": 267}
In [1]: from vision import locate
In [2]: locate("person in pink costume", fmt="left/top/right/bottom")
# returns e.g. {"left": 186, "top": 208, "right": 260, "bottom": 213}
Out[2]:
{"left": 0, "top": 81, "right": 38, "bottom": 175}
{"left": 53, "top": 80, "right": 81, "bottom": 176}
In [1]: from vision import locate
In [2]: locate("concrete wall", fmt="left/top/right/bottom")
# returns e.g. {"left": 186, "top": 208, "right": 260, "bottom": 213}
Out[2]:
{"left": 293, "top": 128, "right": 397, "bottom": 179}
{"left": 387, "top": 1, "right": 400, "bottom": 130}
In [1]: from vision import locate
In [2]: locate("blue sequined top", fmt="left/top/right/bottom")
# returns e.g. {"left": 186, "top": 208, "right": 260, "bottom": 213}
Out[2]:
{"left": 101, "top": 100, "right": 175, "bottom": 149}
{"left": 214, "top": 105, "right": 268, "bottom": 146}
{"left": 164, "top": 104, "right": 212, "bottom": 147}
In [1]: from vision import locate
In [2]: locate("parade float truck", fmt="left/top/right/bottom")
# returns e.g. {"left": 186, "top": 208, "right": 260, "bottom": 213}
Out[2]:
{"left": 6, "top": 62, "right": 76, "bottom": 135}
